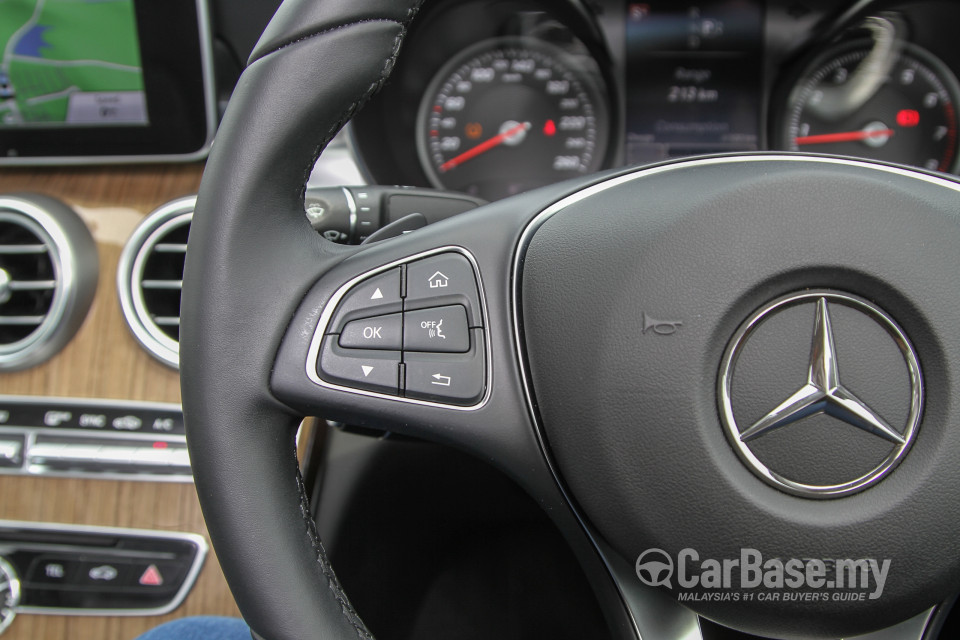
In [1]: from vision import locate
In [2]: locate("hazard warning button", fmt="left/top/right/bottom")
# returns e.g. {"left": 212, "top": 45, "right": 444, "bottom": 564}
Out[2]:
{"left": 127, "top": 561, "right": 184, "bottom": 590}
{"left": 139, "top": 564, "right": 164, "bottom": 586}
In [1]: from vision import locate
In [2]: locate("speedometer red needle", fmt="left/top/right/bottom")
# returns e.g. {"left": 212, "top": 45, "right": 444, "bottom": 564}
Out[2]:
{"left": 795, "top": 128, "right": 895, "bottom": 145}
{"left": 439, "top": 121, "right": 531, "bottom": 172}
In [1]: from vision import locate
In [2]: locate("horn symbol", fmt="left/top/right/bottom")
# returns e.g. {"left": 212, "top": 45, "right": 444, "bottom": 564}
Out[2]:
{"left": 642, "top": 312, "right": 683, "bottom": 336}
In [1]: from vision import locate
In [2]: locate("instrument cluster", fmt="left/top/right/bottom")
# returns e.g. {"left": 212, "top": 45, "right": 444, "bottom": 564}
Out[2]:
{"left": 349, "top": 0, "right": 960, "bottom": 201}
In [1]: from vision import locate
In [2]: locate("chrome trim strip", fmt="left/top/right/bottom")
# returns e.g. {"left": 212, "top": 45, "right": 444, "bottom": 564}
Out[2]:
{"left": 0, "top": 395, "right": 182, "bottom": 413}
{"left": 0, "top": 429, "right": 191, "bottom": 484}
{"left": 0, "top": 0, "right": 217, "bottom": 166}
{"left": 305, "top": 246, "right": 492, "bottom": 411}
{"left": 117, "top": 198, "right": 196, "bottom": 370}
{"left": 0, "top": 520, "right": 207, "bottom": 618}
{"left": 510, "top": 154, "right": 960, "bottom": 640}
{"left": 342, "top": 187, "right": 358, "bottom": 240}
{"left": 194, "top": 0, "right": 218, "bottom": 160}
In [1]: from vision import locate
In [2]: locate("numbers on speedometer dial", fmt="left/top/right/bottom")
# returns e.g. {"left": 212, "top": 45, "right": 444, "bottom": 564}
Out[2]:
{"left": 416, "top": 37, "right": 610, "bottom": 201}
{"left": 782, "top": 41, "right": 960, "bottom": 173}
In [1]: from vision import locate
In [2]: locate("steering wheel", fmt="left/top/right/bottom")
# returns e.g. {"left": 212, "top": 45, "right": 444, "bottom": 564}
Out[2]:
{"left": 180, "top": 1, "right": 960, "bottom": 638}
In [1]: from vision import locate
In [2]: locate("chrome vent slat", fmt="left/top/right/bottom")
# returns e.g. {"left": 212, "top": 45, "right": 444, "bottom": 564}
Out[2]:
{"left": 0, "top": 212, "right": 60, "bottom": 355}
{"left": 153, "top": 244, "right": 188, "bottom": 253}
{"left": 0, "top": 316, "right": 45, "bottom": 326}
{"left": 7, "top": 280, "right": 56, "bottom": 291}
{"left": 0, "top": 244, "right": 48, "bottom": 255}
{"left": 118, "top": 197, "right": 195, "bottom": 369}
{"left": 141, "top": 280, "right": 183, "bottom": 290}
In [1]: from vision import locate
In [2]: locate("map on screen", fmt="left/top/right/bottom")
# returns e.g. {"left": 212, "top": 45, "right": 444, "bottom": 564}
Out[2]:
{"left": 0, "top": 0, "right": 147, "bottom": 127}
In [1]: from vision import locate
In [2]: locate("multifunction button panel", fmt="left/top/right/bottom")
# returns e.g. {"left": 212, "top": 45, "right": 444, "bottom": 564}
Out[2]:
{"left": 0, "top": 521, "right": 205, "bottom": 616}
{"left": 316, "top": 252, "right": 487, "bottom": 406}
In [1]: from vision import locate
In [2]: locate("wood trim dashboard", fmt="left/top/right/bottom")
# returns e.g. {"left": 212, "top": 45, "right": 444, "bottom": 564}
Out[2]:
{"left": 0, "top": 165, "right": 242, "bottom": 639}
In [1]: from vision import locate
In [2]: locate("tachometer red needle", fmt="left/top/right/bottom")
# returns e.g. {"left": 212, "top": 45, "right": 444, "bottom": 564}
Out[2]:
{"left": 795, "top": 128, "right": 894, "bottom": 145}
{"left": 439, "top": 122, "right": 530, "bottom": 172}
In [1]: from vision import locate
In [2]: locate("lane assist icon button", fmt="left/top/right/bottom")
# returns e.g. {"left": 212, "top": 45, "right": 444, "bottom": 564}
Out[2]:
{"left": 404, "top": 306, "right": 469, "bottom": 353}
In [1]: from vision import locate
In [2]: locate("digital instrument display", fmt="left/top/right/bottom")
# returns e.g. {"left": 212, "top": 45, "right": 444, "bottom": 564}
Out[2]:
{"left": 0, "top": 0, "right": 147, "bottom": 128}
{"left": 625, "top": 1, "right": 762, "bottom": 165}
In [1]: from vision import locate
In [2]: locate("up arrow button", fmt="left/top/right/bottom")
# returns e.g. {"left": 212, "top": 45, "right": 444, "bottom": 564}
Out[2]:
{"left": 328, "top": 268, "right": 402, "bottom": 333}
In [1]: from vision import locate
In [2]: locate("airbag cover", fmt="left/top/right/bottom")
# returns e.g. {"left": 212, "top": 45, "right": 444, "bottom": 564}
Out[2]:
{"left": 519, "top": 157, "right": 960, "bottom": 638}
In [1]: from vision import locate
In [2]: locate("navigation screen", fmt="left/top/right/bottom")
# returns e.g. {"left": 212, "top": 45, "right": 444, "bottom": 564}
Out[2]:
{"left": 0, "top": 0, "right": 147, "bottom": 127}
{"left": 625, "top": 1, "right": 762, "bottom": 165}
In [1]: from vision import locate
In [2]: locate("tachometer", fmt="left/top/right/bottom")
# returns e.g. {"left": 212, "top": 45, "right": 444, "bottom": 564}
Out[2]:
{"left": 416, "top": 37, "right": 610, "bottom": 201}
{"left": 780, "top": 39, "right": 960, "bottom": 173}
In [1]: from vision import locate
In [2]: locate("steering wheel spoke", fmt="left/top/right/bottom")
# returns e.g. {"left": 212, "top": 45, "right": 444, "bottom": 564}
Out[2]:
{"left": 272, "top": 194, "right": 519, "bottom": 443}
{"left": 265, "top": 182, "right": 674, "bottom": 640}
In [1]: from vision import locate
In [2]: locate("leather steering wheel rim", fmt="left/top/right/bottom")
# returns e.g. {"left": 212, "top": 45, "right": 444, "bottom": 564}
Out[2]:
{"left": 182, "top": 1, "right": 960, "bottom": 638}
{"left": 182, "top": 1, "right": 423, "bottom": 638}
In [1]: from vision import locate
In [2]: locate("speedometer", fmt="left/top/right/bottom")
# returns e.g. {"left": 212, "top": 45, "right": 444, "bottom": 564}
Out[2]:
{"left": 416, "top": 37, "right": 610, "bottom": 201}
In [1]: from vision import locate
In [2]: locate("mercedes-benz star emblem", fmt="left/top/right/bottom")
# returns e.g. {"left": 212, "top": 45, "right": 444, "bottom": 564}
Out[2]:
{"left": 719, "top": 291, "right": 923, "bottom": 498}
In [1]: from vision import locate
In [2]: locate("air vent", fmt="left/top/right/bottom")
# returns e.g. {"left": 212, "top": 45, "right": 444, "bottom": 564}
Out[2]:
{"left": 0, "top": 216, "right": 55, "bottom": 345}
{"left": 0, "top": 194, "right": 98, "bottom": 370}
{"left": 118, "top": 198, "right": 194, "bottom": 369}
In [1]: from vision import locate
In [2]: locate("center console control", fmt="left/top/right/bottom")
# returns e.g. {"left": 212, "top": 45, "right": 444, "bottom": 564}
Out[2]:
{"left": 315, "top": 251, "right": 487, "bottom": 406}
{"left": 0, "top": 521, "right": 205, "bottom": 619}
{"left": 0, "top": 397, "right": 189, "bottom": 481}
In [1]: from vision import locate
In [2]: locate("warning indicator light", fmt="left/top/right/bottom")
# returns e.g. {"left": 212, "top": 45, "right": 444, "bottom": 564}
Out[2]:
{"left": 897, "top": 109, "right": 920, "bottom": 127}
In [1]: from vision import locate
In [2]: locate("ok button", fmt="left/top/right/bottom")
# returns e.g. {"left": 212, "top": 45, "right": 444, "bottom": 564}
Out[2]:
{"left": 339, "top": 313, "right": 402, "bottom": 350}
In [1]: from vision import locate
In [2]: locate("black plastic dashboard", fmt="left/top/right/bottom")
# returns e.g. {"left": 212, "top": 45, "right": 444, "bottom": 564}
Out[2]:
{"left": 351, "top": 0, "right": 960, "bottom": 201}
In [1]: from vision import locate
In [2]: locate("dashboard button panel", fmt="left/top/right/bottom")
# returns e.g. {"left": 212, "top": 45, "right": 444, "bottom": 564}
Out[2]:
{"left": 3, "top": 521, "right": 205, "bottom": 615}
{"left": 315, "top": 250, "right": 487, "bottom": 407}
{"left": 0, "top": 397, "right": 190, "bottom": 481}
